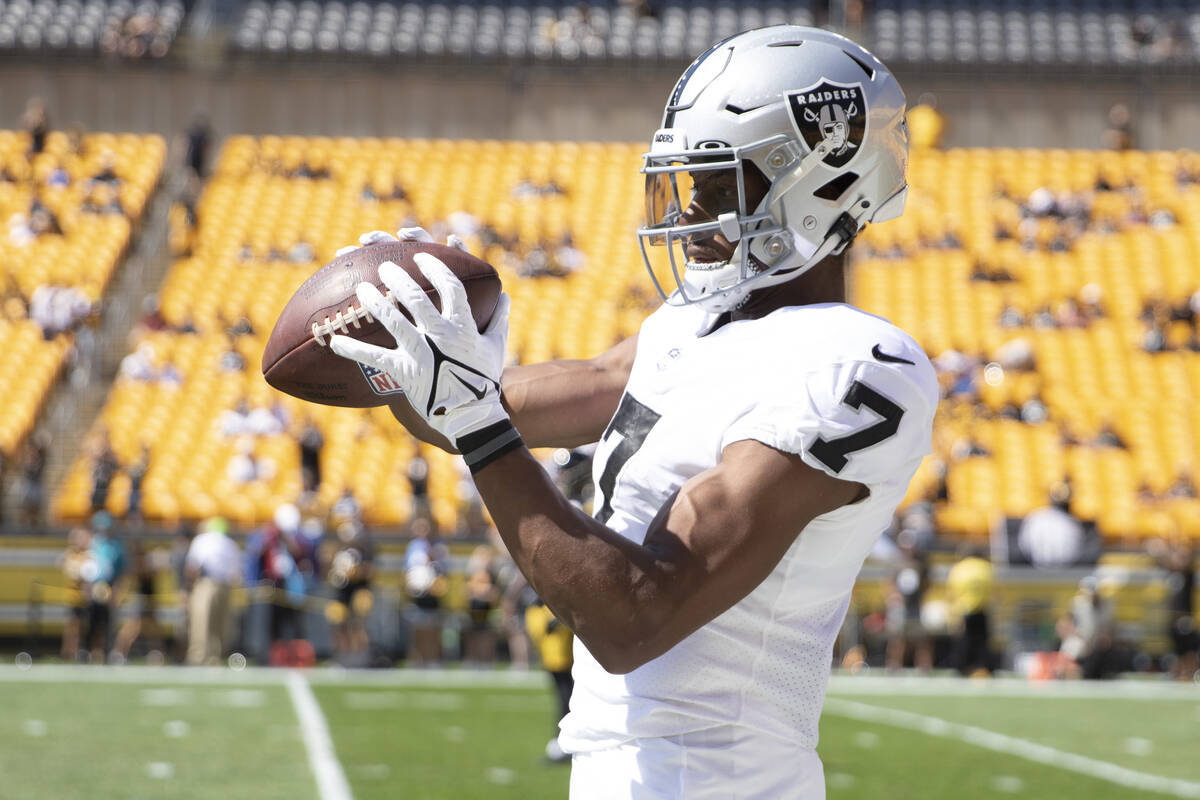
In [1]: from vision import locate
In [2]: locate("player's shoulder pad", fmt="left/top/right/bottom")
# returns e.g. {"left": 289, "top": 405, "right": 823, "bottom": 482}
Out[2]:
{"left": 724, "top": 305, "right": 938, "bottom": 488}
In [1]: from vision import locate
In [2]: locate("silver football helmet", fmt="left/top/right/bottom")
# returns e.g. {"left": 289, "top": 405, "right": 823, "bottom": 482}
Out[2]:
{"left": 638, "top": 25, "right": 909, "bottom": 313}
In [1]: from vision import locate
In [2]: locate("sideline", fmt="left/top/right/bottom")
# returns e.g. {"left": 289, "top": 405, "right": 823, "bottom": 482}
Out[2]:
{"left": 826, "top": 673, "right": 1199, "bottom": 701}
{"left": 823, "top": 697, "right": 1200, "bottom": 799}
{"left": 286, "top": 670, "right": 354, "bottom": 800}
{"left": 0, "top": 663, "right": 546, "bottom": 688}
{"left": 0, "top": 664, "right": 1192, "bottom": 697}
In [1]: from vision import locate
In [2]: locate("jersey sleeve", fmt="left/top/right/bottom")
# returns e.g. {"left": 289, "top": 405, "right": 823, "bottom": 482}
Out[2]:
{"left": 720, "top": 359, "right": 935, "bottom": 488}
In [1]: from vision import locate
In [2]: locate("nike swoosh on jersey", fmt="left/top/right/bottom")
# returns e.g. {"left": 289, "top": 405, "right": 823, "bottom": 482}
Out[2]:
{"left": 871, "top": 343, "right": 915, "bottom": 365}
{"left": 449, "top": 370, "right": 489, "bottom": 400}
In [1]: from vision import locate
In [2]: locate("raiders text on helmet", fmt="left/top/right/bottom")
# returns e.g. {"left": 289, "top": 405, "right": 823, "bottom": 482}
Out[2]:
{"left": 637, "top": 25, "right": 909, "bottom": 313}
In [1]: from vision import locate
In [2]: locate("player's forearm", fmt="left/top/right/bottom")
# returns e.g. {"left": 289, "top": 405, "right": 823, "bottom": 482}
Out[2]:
{"left": 471, "top": 447, "right": 686, "bottom": 674}
{"left": 499, "top": 359, "right": 626, "bottom": 448}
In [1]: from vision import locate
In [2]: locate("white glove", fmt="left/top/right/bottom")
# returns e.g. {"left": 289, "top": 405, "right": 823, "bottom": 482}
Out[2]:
{"left": 329, "top": 254, "right": 517, "bottom": 465}
{"left": 335, "top": 227, "right": 467, "bottom": 257}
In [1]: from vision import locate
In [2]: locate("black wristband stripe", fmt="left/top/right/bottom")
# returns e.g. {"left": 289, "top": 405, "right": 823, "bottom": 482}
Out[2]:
{"left": 457, "top": 420, "right": 524, "bottom": 474}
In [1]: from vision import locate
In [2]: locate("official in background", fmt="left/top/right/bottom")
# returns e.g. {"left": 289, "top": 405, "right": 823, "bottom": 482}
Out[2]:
{"left": 184, "top": 517, "right": 241, "bottom": 665}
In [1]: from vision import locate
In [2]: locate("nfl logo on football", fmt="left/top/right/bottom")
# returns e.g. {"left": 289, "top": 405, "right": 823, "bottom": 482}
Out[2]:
{"left": 358, "top": 362, "right": 405, "bottom": 395}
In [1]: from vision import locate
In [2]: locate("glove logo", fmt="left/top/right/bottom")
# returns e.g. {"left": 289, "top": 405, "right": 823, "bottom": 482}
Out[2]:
{"left": 786, "top": 79, "right": 867, "bottom": 169}
{"left": 357, "top": 362, "right": 405, "bottom": 396}
{"left": 449, "top": 370, "right": 489, "bottom": 400}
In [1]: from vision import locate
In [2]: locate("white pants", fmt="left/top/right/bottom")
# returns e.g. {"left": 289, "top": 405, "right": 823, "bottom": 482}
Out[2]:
{"left": 568, "top": 729, "right": 825, "bottom": 800}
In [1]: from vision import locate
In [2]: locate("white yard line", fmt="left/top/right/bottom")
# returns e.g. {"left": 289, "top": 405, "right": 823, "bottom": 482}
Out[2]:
{"left": 826, "top": 674, "right": 1200, "bottom": 701}
{"left": 285, "top": 671, "right": 354, "bottom": 800}
{"left": 0, "top": 663, "right": 546, "bottom": 689}
{"left": 823, "top": 697, "right": 1200, "bottom": 799}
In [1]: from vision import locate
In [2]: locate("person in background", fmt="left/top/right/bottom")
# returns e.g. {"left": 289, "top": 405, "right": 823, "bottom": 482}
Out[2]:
{"left": 184, "top": 516, "right": 241, "bottom": 665}
{"left": 21, "top": 97, "right": 49, "bottom": 157}
{"left": 1018, "top": 482, "right": 1084, "bottom": 568}
{"left": 184, "top": 115, "right": 211, "bottom": 179}
{"left": 88, "top": 429, "right": 120, "bottom": 514}
{"left": 526, "top": 596, "right": 574, "bottom": 764}
{"left": 16, "top": 432, "right": 49, "bottom": 526}
{"left": 84, "top": 511, "right": 126, "bottom": 662}
{"left": 330, "top": 487, "right": 363, "bottom": 530}
{"left": 59, "top": 527, "right": 93, "bottom": 661}
{"left": 946, "top": 545, "right": 994, "bottom": 677}
{"left": 906, "top": 93, "right": 945, "bottom": 149}
{"left": 297, "top": 417, "right": 324, "bottom": 495}
{"left": 403, "top": 516, "right": 448, "bottom": 666}
{"left": 1058, "top": 577, "right": 1117, "bottom": 679}
{"left": 168, "top": 520, "right": 195, "bottom": 662}
{"left": 1149, "top": 535, "right": 1197, "bottom": 681}
{"left": 463, "top": 545, "right": 499, "bottom": 666}
{"left": 244, "top": 504, "right": 309, "bottom": 657}
{"left": 407, "top": 452, "right": 431, "bottom": 521}
{"left": 885, "top": 529, "right": 932, "bottom": 672}
{"left": 125, "top": 444, "right": 150, "bottom": 524}
{"left": 325, "top": 521, "right": 374, "bottom": 665}
{"left": 111, "top": 538, "right": 165, "bottom": 664}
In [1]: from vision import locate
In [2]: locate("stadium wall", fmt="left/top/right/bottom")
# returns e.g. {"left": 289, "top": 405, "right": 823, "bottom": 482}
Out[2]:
{"left": 1, "top": 62, "right": 1197, "bottom": 150}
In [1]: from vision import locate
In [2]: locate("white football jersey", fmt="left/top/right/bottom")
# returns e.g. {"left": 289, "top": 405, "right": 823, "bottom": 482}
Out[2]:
{"left": 559, "top": 301, "right": 938, "bottom": 756}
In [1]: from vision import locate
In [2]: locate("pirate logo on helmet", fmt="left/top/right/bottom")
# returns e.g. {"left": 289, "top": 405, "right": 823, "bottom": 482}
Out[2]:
{"left": 786, "top": 79, "right": 867, "bottom": 169}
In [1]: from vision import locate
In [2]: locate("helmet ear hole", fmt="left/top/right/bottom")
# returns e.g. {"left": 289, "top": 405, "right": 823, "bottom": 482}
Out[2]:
{"left": 813, "top": 172, "right": 859, "bottom": 202}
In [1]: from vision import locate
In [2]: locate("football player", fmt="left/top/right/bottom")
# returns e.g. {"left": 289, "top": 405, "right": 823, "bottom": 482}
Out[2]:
{"left": 331, "top": 25, "right": 938, "bottom": 799}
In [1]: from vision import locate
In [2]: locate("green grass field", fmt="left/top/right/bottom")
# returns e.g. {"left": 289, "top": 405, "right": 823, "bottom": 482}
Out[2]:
{"left": 1, "top": 666, "right": 1197, "bottom": 799}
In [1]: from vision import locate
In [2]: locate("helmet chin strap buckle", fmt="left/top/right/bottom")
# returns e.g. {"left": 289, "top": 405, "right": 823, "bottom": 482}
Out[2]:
{"left": 827, "top": 212, "right": 860, "bottom": 255}
{"left": 717, "top": 212, "right": 741, "bottom": 242}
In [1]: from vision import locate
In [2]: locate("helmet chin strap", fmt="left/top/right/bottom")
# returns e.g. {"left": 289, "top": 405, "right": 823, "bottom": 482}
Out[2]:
{"left": 687, "top": 211, "right": 857, "bottom": 313}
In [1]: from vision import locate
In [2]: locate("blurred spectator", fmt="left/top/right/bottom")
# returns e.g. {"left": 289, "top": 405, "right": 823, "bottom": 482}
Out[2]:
{"left": 21, "top": 97, "right": 49, "bottom": 157}
{"left": 298, "top": 418, "right": 324, "bottom": 493}
{"left": 454, "top": 459, "right": 487, "bottom": 537}
{"left": 525, "top": 597, "right": 574, "bottom": 763}
{"left": 15, "top": 432, "right": 48, "bottom": 525}
{"left": 404, "top": 517, "right": 448, "bottom": 666}
{"left": 1104, "top": 104, "right": 1134, "bottom": 151}
{"left": 168, "top": 520, "right": 195, "bottom": 662}
{"left": 46, "top": 164, "right": 70, "bottom": 188}
{"left": 407, "top": 453, "right": 431, "bottom": 520}
{"left": 228, "top": 437, "right": 275, "bottom": 484}
{"left": 885, "top": 530, "right": 932, "bottom": 672}
{"left": 30, "top": 285, "right": 91, "bottom": 338}
{"left": 184, "top": 115, "right": 211, "bottom": 179}
{"left": 82, "top": 183, "right": 125, "bottom": 215}
{"left": 89, "top": 150, "right": 121, "bottom": 186}
{"left": 325, "top": 521, "right": 374, "bottom": 666}
{"left": 946, "top": 546, "right": 994, "bottom": 677}
{"left": 111, "top": 538, "right": 165, "bottom": 664}
{"left": 245, "top": 504, "right": 310, "bottom": 659}
{"left": 1149, "top": 536, "right": 1198, "bottom": 681}
{"left": 125, "top": 444, "right": 150, "bottom": 523}
{"left": 330, "top": 487, "right": 363, "bottom": 530}
{"left": 88, "top": 429, "right": 120, "bottom": 514}
{"left": 463, "top": 546, "right": 499, "bottom": 666}
{"left": 906, "top": 94, "right": 945, "bottom": 149}
{"left": 218, "top": 334, "right": 246, "bottom": 372}
{"left": 185, "top": 517, "right": 241, "bottom": 665}
{"left": 1166, "top": 471, "right": 1197, "bottom": 500}
{"left": 59, "top": 527, "right": 93, "bottom": 661}
{"left": 498, "top": 555, "right": 533, "bottom": 670}
{"left": 83, "top": 512, "right": 126, "bottom": 662}
{"left": 119, "top": 341, "right": 159, "bottom": 382}
{"left": 1017, "top": 482, "right": 1084, "bottom": 568}
{"left": 1058, "top": 577, "right": 1117, "bottom": 679}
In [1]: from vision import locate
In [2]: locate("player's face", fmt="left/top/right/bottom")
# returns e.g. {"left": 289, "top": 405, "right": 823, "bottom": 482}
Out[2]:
{"left": 680, "top": 163, "right": 770, "bottom": 263}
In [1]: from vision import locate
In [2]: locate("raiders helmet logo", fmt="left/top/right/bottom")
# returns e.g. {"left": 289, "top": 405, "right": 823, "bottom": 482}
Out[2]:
{"left": 786, "top": 80, "right": 867, "bottom": 169}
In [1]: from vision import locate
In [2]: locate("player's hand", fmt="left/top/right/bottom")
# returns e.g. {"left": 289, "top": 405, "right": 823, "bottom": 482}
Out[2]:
{"left": 328, "top": 254, "right": 511, "bottom": 444}
{"left": 334, "top": 227, "right": 468, "bottom": 257}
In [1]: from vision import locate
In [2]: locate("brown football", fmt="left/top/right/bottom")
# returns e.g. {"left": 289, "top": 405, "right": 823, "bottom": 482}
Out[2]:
{"left": 262, "top": 240, "right": 502, "bottom": 407}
